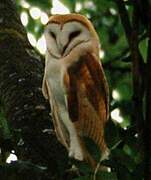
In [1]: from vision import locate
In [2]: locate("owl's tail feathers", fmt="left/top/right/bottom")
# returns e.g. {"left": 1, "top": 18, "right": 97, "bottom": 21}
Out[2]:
{"left": 77, "top": 136, "right": 110, "bottom": 180}
{"left": 79, "top": 139, "right": 110, "bottom": 171}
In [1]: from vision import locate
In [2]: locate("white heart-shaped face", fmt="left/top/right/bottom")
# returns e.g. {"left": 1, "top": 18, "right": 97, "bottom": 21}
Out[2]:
{"left": 44, "top": 21, "right": 92, "bottom": 58}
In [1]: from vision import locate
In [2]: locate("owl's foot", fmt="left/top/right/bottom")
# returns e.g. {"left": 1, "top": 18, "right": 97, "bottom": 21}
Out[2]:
{"left": 69, "top": 139, "right": 84, "bottom": 161}
{"left": 101, "top": 148, "right": 110, "bottom": 161}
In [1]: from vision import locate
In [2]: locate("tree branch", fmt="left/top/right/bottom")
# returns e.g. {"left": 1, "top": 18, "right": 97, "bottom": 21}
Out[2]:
{"left": 115, "top": 0, "right": 151, "bottom": 178}
{"left": 114, "top": 0, "right": 145, "bottom": 136}
{"left": 114, "top": 0, "right": 132, "bottom": 44}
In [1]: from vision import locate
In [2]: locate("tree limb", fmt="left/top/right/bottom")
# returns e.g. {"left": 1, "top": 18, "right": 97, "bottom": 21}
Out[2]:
{"left": 114, "top": 0, "right": 145, "bottom": 138}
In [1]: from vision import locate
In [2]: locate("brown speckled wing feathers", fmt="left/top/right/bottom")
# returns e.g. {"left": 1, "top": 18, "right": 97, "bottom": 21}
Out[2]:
{"left": 64, "top": 53, "right": 109, "bottom": 152}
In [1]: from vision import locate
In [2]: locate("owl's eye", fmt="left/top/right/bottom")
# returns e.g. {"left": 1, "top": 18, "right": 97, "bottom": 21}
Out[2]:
{"left": 69, "top": 30, "right": 81, "bottom": 42}
{"left": 49, "top": 31, "right": 56, "bottom": 39}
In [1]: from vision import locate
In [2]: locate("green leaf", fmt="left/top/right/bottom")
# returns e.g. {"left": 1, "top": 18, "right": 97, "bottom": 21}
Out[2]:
{"left": 96, "top": 172, "right": 117, "bottom": 180}
{"left": 111, "top": 149, "right": 136, "bottom": 172}
{"left": 139, "top": 38, "right": 148, "bottom": 63}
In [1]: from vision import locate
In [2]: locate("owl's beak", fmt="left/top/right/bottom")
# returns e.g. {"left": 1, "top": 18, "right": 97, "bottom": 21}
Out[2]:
{"left": 57, "top": 35, "right": 69, "bottom": 56}
{"left": 58, "top": 42, "right": 69, "bottom": 56}
{"left": 61, "top": 44, "right": 69, "bottom": 56}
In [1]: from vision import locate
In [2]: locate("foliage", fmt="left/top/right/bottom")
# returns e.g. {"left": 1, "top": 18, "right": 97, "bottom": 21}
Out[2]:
{"left": 0, "top": 0, "right": 150, "bottom": 179}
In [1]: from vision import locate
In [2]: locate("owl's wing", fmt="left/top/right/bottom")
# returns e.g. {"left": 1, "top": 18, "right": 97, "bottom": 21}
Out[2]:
{"left": 63, "top": 53, "right": 109, "bottom": 153}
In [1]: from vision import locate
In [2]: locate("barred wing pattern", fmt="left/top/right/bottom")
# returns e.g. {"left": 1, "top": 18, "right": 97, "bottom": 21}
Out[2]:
{"left": 64, "top": 53, "right": 109, "bottom": 158}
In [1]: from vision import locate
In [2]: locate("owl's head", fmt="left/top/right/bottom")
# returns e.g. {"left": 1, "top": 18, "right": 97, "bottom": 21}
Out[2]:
{"left": 44, "top": 14, "right": 100, "bottom": 59}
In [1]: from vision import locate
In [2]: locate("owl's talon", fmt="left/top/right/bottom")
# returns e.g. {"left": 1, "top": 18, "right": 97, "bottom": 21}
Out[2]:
{"left": 101, "top": 149, "right": 110, "bottom": 161}
{"left": 69, "top": 150, "right": 74, "bottom": 157}
{"left": 69, "top": 145, "right": 83, "bottom": 161}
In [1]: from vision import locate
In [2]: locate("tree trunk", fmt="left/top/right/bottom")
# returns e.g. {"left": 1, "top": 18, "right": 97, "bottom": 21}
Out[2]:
{"left": 115, "top": 0, "right": 151, "bottom": 179}
{"left": 0, "top": 0, "right": 68, "bottom": 179}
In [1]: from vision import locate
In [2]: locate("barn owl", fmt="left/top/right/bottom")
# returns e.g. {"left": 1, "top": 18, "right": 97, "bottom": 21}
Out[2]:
{"left": 42, "top": 14, "right": 109, "bottom": 168}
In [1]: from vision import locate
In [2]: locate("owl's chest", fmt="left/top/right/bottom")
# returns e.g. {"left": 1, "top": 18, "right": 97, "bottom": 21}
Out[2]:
{"left": 46, "top": 60, "right": 61, "bottom": 79}
{"left": 46, "top": 60, "right": 66, "bottom": 106}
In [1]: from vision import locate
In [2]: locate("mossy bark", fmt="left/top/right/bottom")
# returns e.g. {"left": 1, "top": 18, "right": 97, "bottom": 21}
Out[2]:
{"left": 0, "top": 0, "right": 68, "bottom": 179}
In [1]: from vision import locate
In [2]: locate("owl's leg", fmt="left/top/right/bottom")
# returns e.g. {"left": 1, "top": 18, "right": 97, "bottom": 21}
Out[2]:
{"left": 60, "top": 109, "right": 84, "bottom": 161}
{"left": 69, "top": 135, "right": 83, "bottom": 161}
{"left": 48, "top": 77, "right": 84, "bottom": 160}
